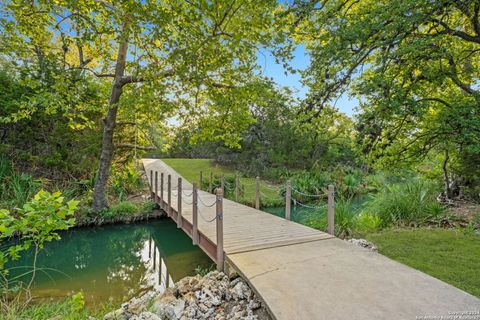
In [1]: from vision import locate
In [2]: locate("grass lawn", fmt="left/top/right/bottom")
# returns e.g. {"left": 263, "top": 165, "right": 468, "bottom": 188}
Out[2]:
{"left": 366, "top": 228, "right": 480, "bottom": 298}
{"left": 161, "top": 158, "right": 283, "bottom": 206}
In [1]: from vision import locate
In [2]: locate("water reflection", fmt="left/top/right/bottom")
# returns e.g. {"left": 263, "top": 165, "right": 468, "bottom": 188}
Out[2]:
{"left": 6, "top": 219, "right": 211, "bottom": 306}
{"left": 143, "top": 237, "right": 174, "bottom": 292}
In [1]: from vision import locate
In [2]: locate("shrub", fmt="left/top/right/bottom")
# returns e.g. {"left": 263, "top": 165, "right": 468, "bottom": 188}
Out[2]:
{"left": 110, "top": 164, "right": 144, "bottom": 200}
{"left": 0, "top": 190, "right": 78, "bottom": 273}
{"left": 355, "top": 212, "right": 381, "bottom": 236}
{"left": 0, "top": 156, "right": 40, "bottom": 210}
{"left": 1, "top": 190, "right": 77, "bottom": 315}
{"left": 333, "top": 198, "right": 358, "bottom": 238}
{"left": 303, "top": 198, "right": 358, "bottom": 239}
{"left": 99, "top": 201, "right": 138, "bottom": 219}
{"left": 362, "top": 179, "right": 446, "bottom": 227}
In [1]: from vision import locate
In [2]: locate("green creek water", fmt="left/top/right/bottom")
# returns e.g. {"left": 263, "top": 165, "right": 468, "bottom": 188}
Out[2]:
{"left": 5, "top": 219, "right": 212, "bottom": 307}
{"left": 263, "top": 195, "right": 368, "bottom": 226}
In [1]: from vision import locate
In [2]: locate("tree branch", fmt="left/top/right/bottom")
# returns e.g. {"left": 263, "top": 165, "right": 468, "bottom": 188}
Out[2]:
{"left": 431, "top": 18, "right": 480, "bottom": 44}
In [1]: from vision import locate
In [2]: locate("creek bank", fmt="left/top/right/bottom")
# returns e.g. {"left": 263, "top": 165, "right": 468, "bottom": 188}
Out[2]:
{"left": 74, "top": 208, "right": 166, "bottom": 228}
{"left": 103, "top": 271, "right": 271, "bottom": 320}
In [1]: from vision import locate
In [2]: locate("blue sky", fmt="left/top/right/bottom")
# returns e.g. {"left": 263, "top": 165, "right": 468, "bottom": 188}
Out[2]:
{"left": 257, "top": 46, "right": 359, "bottom": 117}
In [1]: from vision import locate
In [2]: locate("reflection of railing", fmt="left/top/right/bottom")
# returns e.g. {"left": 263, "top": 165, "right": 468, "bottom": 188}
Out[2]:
{"left": 148, "top": 170, "right": 224, "bottom": 272}
{"left": 146, "top": 237, "right": 173, "bottom": 290}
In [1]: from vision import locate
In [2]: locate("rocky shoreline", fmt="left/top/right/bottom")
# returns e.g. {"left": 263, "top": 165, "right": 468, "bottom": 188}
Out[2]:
{"left": 103, "top": 271, "right": 271, "bottom": 320}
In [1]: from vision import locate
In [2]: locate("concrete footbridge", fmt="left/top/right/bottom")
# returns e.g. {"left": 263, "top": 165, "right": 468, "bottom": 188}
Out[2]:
{"left": 143, "top": 158, "right": 479, "bottom": 320}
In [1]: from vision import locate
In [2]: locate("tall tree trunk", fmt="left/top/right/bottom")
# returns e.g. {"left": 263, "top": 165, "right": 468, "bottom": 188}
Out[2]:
{"left": 92, "top": 23, "right": 130, "bottom": 213}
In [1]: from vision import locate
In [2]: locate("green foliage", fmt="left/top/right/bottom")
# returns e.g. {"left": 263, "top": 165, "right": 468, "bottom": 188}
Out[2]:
{"left": 333, "top": 198, "right": 358, "bottom": 239}
{"left": 355, "top": 213, "right": 382, "bottom": 237}
{"left": 362, "top": 179, "right": 446, "bottom": 227}
{"left": 0, "top": 156, "right": 40, "bottom": 210}
{"left": 97, "top": 200, "right": 155, "bottom": 220}
{"left": 290, "top": 0, "right": 480, "bottom": 195}
{"left": 169, "top": 82, "right": 358, "bottom": 176}
{"left": 194, "top": 264, "right": 215, "bottom": 277}
{"left": 1, "top": 294, "right": 111, "bottom": 320}
{"left": 302, "top": 198, "right": 359, "bottom": 239}
{"left": 289, "top": 167, "right": 367, "bottom": 201}
{"left": 0, "top": 190, "right": 77, "bottom": 271}
{"left": 68, "top": 292, "right": 85, "bottom": 313}
{"left": 110, "top": 164, "right": 145, "bottom": 201}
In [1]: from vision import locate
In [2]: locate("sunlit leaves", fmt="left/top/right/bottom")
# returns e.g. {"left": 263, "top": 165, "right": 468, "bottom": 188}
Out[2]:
{"left": 293, "top": 0, "right": 480, "bottom": 177}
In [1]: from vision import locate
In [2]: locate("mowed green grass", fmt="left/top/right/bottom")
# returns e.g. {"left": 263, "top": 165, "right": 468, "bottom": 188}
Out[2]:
{"left": 161, "top": 158, "right": 283, "bottom": 206}
{"left": 366, "top": 228, "right": 480, "bottom": 298}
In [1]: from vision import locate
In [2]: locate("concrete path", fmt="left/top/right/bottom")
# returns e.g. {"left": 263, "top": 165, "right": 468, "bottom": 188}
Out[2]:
{"left": 143, "top": 159, "right": 480, "bottom": 319}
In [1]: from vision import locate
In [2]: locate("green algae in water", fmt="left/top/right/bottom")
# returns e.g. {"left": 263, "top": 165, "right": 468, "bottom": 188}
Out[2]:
{"left": 5, "top": 219, "right": 212, "bottom": 307}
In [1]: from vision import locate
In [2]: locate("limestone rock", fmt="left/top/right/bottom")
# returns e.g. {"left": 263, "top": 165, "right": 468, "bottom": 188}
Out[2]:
{"left": 129, "top": 312, "right": 161, "bottom": 320}
{"left": 104, "top": 308, "right": 128, "bottom": 320}
{"left": 104, "top": 271, "right": 270, "bottom": 320}
{"left": 348, "top": 238, "right": 378, "bottom": 252}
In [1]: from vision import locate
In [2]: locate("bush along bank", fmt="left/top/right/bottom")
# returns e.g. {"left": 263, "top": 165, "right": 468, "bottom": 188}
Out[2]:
{"left": 74, "top": 198, "right": 166, "bottom": 227}
{"left": 103, "top": 271, "right": 271, "bottom": 320}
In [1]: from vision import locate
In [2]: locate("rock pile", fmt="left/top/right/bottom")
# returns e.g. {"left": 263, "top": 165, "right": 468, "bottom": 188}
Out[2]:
{"left": 104, "top": 271, "right": 270, "bottom": 320}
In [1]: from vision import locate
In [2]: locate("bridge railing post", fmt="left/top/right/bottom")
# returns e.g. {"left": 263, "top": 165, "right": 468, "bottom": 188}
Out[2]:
{"left": 235, "top": 175, "right": 240, "bottom": 202}
{"left": 167, "top": 174, "right": 172, "bottom": 217}
{"left": 154, "top": 171, "right": 158, "bottom": 203}
{"left": 327, "top": 185, "right": 335, "bottom": 236}
{"left": 216, "top": 189, "right": 224, "bottom": 272}
{"left": 160, "top": 173, "right": 164, "bottom": 209}
{"left": 199, "top": 171, "right": 203, "bottom": 191}
{"left": 285, "top": 179, "right": 291, "bottom": 220}
{"left": 255, "top": 176, "right": 260, "bottom": 210}
{"left": 177, "top": 177, "right": 182, "bottom": 229}
{"left": 192, "top": 183, "right": 199, "bottom": 245}
{"left": 150, "top": 170, "right": 154, "bottom": 199}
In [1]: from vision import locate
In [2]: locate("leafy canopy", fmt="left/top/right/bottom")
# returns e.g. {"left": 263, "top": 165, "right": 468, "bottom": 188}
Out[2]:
{"left": 291, "top": 0, "right": 480, "bottom": 174}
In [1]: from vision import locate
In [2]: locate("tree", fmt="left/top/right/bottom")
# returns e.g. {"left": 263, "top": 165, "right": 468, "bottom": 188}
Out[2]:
{"left": 2, "top": 0, "right": 280, "bottom": 211}
{"left": 169, "top": 79, "right": 357, "bottom": 175}
{"left": 290, "top": 0, "right": 480, "bottom": 198}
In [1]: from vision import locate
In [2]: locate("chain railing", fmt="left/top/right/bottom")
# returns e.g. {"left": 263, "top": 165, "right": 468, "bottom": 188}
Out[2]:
{"left": 191, "top": 170, "right": 335, "bottom": 236}
{"left": 147, "top": 167, "right": 337, "bottom": 271}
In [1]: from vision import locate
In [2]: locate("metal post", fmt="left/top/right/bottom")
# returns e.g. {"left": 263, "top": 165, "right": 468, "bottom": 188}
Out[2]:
{"left": 167, "top": 174, "right": 171, "bottom": 217}
{"left": 154, "top": 171, "right": 158, "bottom": 203}
{"left": 255, "top": 176, "right": 260, "bottom": 210}
{"left": 192, "top": 183, "right": 199, "bottom": 245}
{"left": 216, "top": 189, "right": 224, "bottom": 272}
{"left": 209, "top": 172, "right": 213, "bottom": 193}
{"left": 235, "top": 175, "right": 240, "bottom": 202}
{"left": 221, "top": 174, "right": 225, "bottom": 195}
{"left": 160, "top": 173, "right": 164, "bottom": 208}
{"left": 200, "top": 171, "right": 203, "bottom": 191}
{"left": 177, "top": 177, "right": 182, "bottom": 228}
{"left": 327, "top": 184, "right": 335, "bottom": 236}
{"left": 285, "top": 179, "right": 291, "bottom": 220}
